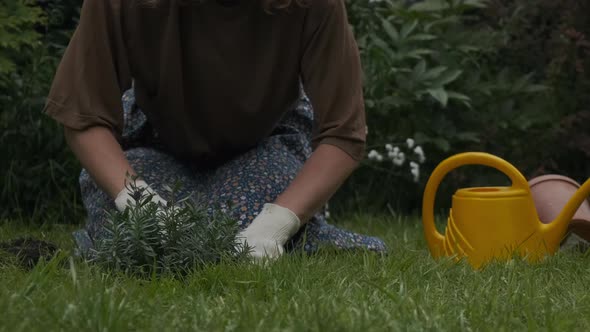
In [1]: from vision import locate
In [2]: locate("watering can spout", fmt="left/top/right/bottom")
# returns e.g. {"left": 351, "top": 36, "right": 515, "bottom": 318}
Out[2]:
{"left": 545, "top": 178, "right": 590, "bottom": 239}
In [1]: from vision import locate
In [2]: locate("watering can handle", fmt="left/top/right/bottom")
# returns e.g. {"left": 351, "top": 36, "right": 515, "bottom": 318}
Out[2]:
{"left": 422, "top": 152, "right": 529, "bottom": 258}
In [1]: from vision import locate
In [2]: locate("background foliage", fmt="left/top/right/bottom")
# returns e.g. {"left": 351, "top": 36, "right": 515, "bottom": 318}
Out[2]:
{"left": 337, "top": 0, "right": 590, "bottom": 214}
{"left": 1, "top": 0, "right": 589, "bottom": 222}
{"left": 482, "top": 0, "right": 590, "bottom": 179}
{"left": 1, "top": 0, "right": 82, "bottom": 223}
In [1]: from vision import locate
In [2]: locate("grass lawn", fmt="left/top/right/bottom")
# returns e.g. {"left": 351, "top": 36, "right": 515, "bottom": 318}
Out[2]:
{"left": 1, "top": 215, "right": 590, "bottom": 331}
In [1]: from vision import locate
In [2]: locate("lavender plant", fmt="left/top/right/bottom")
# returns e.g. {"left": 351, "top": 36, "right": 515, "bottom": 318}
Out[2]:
{"left": 92, "top": 179, "right": 251, "bottom": 275}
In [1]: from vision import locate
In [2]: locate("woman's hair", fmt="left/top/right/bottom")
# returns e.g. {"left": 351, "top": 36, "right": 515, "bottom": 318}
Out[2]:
{"left": 141, "top": 0, "right": 308, "bottom": 11}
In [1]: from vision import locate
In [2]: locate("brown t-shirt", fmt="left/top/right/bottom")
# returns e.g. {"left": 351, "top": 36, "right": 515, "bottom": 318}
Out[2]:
{"left": 44, "top": 0, "right": 366, "bottom": 166}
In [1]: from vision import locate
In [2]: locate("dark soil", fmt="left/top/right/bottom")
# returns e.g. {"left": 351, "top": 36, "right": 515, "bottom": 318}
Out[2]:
{"left": 0, "top": 237, "right": 59, "bottom": 269}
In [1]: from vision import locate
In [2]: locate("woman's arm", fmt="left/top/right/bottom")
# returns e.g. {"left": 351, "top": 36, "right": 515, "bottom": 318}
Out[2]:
{"left": 65, "top": 126, "right": 167, "bottom": 211}
{"left": 274, "top": 144, "right": 358, "bottom": 222}
{"left": 278, "top": 0, "right": 366, "bottom": 222}
{"left": 64, "top": 126, "right": 135, "bottom": 199}
{"left": 44, "top": 1, "right": 138, "bottom": 205}
{"left": 237, "top": 143, "right": 358, "bottom": 259}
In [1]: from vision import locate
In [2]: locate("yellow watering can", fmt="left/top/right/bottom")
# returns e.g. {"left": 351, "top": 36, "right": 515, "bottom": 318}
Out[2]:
{"left": 422, "top": 152, "right": 590, "bottom": 268}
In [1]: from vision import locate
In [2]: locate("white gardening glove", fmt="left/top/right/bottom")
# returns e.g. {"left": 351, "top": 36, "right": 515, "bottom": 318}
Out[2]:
{"left": 238, "top": 203, "right": 301, "bottom": 260}
{"left": 114, "top": 179, "right": 168, "bottom": 212}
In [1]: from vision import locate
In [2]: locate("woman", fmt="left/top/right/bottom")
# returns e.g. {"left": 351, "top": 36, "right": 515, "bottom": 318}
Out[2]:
{"left": 44, "top": 0, "right": 387, "bottom": 260}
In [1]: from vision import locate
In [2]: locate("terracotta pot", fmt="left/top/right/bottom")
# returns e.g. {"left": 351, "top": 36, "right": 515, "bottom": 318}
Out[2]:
{"left": 529, "top": 174, "right": 590, "bottom": 242}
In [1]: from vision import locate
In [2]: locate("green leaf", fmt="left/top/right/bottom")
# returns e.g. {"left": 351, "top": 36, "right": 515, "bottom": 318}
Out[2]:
{"left": 446, "top": 91, "right": 471, "bottom": 101}
{"left": 427, "top": 88, "right": 449, "bottom": 107}
{"left": 425, "top": 16, "right": 460, "bottom": 31}
{"left": 523, "top": 84, "right": 548, "bottom": 93}
{"left": 409, "top": 0, "right": 448, "bottom": 12}
{"left": 370, "top": 35, "right": 395, "bottom": 58}
{"left": 511, "top": 74, "right": 533, "bottom": 92}
{"left": 413, "top": 60, "right": 427, "bottom": 78}
{"left": 422, "top": 66, "right": 448, "bottom": 80}
{"left": 380, "top": 95, "right": 408, "bottom": 108}
{"left": 381, "top": 18, "right": 399, "bottom": 43}
{"left": 457, "top": 45, "right": 481, "bottom": 53}
{"left": 456, "top": 132, "right": 481, "bottom": 143}
{"left": 404, "top": 49, "right": 435, "bottom": 59}
{"left": 464, "top": 0, "right": 491, "bottom": 9}
{"left": 433, "top": 138, "right": 451, "bottom": 152}
{"left": 431, "top": 69, "right": 463, "bottom": 86}
{"left": 414, "top": 132, "right": 429, "bottom": 144}
{"left": 400, "top": 20, "right": 418, "bottom": 39}
{"left": 407, "top": 33, "right": 438, "bottom": 41}
{"left": 447, "top": 91, "right": 472, "bottom": 108}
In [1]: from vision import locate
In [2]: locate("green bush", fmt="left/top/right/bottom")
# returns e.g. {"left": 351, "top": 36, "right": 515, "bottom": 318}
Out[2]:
{"left": 356, "top": 0, "right": 546, "bottom": 156}
{"left": 2, "top": 0, "right": 587, "bottom": 221}
{"left": 0, "top": 0, "right": 44, "bottom": 79}
{"left": 93, "top": 181, "right": 250, "bottom": 276}
{"left": 336, "top": 0, "right": 549, "bottom": 214}
{"left": 483, "top": 0, "right": 590, "bottom": 182}
{"left": 0, "top": 0, "right": 83, "bottom": 223}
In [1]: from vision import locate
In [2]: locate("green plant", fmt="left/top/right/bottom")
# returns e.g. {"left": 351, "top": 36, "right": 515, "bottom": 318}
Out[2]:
{"left": 0, "top": 0, "right": 45, "bottom": 81}
{"left": 353, "top": 0, "right": 546, "bottom": 153}
{"left": 93, "top": 180, "right": 251, "bottom": 276}
{"left": 483, "top": 0, "right": 590, "bottom": 181}
{"left": 0, "top": 0, "right": 83, "bottom": 223}
{"left": 335, "top": 0, "right": 548, "bottom": 214}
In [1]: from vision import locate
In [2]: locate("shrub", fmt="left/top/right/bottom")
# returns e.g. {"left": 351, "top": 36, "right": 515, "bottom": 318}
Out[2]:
{"left": 0, "top": 0, "right": 45, "bottom": 79}
{"left": 483, "top": 0, "right": 590, "bottom": 182}
{"left": 92, "top": 181, "right": 251, "bottom": 276}
{"left": 0, "top": 0, "right": 83, "bottom": 223}
{"left": 336, "top": 0, "right": 548, "bottom": 213}
{"left": 2, "top": 0, "right": 587, "bottom": 220}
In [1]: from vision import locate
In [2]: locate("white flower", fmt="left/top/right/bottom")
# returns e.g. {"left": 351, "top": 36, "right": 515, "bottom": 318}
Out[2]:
{"left": 410, "top": 161, "right": 420, "bottom": 182}
{"left": 411, "top": 168, "right": 420, "bottom": 182}
{"left": 387, "top": 146, "right": 399, "bottom": 159}
{"left": 406, "top": 138, "right": 415, "bottom": 149}
{"left": 393, "top": 152, "right": 405, "bottom": 166}
{"left": 368, "top": 150, "right": 384, "bottom": 162}
{"left": 368, "top": 149, "right": 379, "bottom": 160}
{"left": 413, "top": 146, "right": 426, "bottom": 163}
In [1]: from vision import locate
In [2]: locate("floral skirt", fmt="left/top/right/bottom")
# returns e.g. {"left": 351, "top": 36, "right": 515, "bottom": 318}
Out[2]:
{"left": 73, "top": 88, "right": 387, "bottom": 256}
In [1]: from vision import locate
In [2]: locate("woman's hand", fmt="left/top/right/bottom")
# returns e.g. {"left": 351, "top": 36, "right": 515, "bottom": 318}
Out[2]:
{"left": 114, "top": 179, "right": 168, "bottom": 212}
{"left": 237, "top": 203, "right": 301, "bottom": 260}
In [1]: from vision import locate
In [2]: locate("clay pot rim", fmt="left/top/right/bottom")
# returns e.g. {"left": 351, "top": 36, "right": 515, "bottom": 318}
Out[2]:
{"left": 528, "top": 174, "right": 582, "bottom": 189}
{"left": 529, "top": 174, "right": 590, "bottom": 228}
